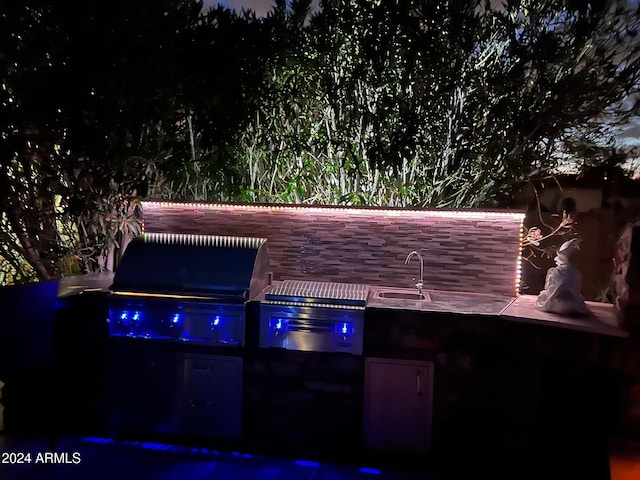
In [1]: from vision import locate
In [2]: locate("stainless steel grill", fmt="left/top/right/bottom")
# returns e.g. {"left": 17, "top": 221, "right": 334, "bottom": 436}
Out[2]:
{"left": 108, "top": 233, "right": 270, "bottom": 345}
{"left": 260, "top": 280, "right": 369, "bottom": 355}
{"left": 108, "top": 233, "right": 270, "bottom": 440}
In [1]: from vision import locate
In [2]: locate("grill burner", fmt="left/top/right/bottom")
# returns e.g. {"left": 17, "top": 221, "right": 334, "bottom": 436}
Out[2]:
{"left": 265, "top": 280, "right": 369, "bottom": 308}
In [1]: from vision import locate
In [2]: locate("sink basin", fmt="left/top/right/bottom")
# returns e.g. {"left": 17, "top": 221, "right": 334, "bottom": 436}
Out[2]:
{"left": 376, "top": 290, "right": 431, "bottom": 301}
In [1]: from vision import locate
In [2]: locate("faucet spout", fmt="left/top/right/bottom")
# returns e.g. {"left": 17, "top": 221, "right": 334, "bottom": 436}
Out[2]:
{"left": 405, "top": 250, "right": 424, "bottom": 294}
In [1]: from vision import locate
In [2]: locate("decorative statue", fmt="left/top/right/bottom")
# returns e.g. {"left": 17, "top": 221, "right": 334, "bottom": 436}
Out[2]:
{"left": 535, "top": 238, "right": 590, "bottom": 316}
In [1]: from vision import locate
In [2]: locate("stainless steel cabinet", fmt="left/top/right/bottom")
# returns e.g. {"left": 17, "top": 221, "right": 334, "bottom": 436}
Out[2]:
{"left": 179, "top": 354, "right": 243, "bottom": 439}
{"left": 363, "top": 357, "right": 434, "bottom": 453}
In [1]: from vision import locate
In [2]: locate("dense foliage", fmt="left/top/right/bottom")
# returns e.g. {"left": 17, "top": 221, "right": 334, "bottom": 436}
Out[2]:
{"left": 225, "top": 0, "right": 640, "bottom": 207}
{"left": 0, "top": 0, "right": 265, "bottom": 282}
{"left": 1, "top": 0, "right": 639, "bottom": 283}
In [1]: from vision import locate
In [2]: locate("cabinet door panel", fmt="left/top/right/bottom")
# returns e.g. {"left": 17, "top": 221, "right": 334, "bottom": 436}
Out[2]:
{"left": 179, "top": 355, "right": 243, "bottom": 439}
{"left": 183, "top": 356, "right": 241, "bottom": 397}
{"left": 364, "top": 358, "right": 433, "bottom": 453}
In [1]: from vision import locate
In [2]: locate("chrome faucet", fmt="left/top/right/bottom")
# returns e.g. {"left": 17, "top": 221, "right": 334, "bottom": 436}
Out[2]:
{"left": 405, "top": 250, "right": 424, "bottom": 294}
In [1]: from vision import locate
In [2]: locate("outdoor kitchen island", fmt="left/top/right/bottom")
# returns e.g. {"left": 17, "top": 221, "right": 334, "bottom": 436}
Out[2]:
{"left": 134, "top": 201, "right": 631, "bottom": 478}
{"left": 44, "top": 274, "right": 630, "bottom": 479}
{"left": 239, "top": 283, "right": 628, "bottom": 479}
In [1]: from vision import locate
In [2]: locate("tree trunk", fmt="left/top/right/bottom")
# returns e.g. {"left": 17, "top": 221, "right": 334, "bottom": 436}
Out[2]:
{"left": 4, "top": 204, "right": 52, "bottom": 281}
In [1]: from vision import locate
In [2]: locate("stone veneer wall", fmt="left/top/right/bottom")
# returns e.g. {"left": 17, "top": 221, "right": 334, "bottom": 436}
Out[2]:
{"left": 141, "top": 202, "right": 523, "bottom": 296}
{"left": 614, "top": 220, "right": 640, "bottom": 330}
{"left": 612, "top": 220, "right": 640, "bottom": 438}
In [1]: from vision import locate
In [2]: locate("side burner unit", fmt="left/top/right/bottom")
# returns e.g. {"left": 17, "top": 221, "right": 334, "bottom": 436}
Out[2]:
{"left": 108, "top": 233, "right": 269, "bottom": 440}
{"left": 260, "top": 280, "right": 368, "bottom": 355}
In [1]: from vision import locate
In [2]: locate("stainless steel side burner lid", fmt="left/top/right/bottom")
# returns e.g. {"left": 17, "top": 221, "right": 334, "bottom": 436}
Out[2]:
{"left": 264, "top": 280, "right": 369, "bottom": 307}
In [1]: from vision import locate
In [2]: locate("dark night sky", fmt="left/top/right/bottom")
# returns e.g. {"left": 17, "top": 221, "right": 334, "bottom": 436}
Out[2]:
{"left": 209, "top": 0, "right": 320, "bottom": 17}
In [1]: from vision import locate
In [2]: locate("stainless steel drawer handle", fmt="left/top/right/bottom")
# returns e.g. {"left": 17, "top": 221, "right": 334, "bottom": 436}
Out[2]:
{"left": 285, "top": 326, "right": 334, "bottom": 333}
{"left": 416, "top": 370, "right": 424, "bottom": 396}
{"left": 190, "top": 400, "right": 213, "bottom": 408}
{"left": 192, "top": 366, "right": 213, "bottom": 372}
{"left": 286, "top": 321, "right": 334, "bottom": 333}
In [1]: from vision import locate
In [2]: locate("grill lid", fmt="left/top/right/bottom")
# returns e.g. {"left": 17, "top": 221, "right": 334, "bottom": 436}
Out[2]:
{"left": 110, "top": 233, "right": 270, "bottom": 300}
{"left": 265, "top": 280, "right": 369, "bottom": 307}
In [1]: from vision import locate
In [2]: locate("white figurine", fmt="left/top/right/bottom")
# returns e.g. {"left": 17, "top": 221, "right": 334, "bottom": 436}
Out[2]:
{"left": 535, "top": 238, "right": 590, "bottom": 316}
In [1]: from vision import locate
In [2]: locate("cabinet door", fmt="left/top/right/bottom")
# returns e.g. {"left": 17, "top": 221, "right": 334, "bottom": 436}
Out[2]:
{"left": 179, "top": 354, "right": 243, "bottom": 439}
{"left": 363, "top": 358, "right": 434, "bottom": 453}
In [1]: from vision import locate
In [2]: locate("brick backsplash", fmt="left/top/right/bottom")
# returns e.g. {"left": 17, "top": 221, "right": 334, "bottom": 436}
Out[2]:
{"left": 141, "top": 202, "right": 524, "bottom": 296}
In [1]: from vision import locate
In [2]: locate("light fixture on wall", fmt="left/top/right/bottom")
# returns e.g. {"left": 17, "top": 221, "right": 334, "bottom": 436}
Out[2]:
{"left": 141, "top": 200, "right": 525, "bottom": 220}
{"left": 515, "top": 217, "right": 525, "bottom": 297}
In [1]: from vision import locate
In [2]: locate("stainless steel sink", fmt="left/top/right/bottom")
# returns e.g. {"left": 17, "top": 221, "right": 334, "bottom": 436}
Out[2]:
{"left": 375, "top": 290, "right": 431, "bottom": 301}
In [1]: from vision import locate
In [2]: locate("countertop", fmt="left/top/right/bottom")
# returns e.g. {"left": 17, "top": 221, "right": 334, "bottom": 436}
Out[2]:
{"left": 500, "top": 294, "right": 628, "bottom": 338}
{"left": 366, "top": 286, "right": 628, "bottom": 338}
{"left": 366, "top": 285, "right": 516, "bottom": 316}
{"left": 57, "top": 272, "right": 115, "bottom": 298}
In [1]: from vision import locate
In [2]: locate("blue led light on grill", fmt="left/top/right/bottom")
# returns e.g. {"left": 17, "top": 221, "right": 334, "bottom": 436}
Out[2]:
{"left": 109, "top": 303, "right": 245, "bottom": 346}
{"left": 117, "top": 310, "right": 141, "bottom": 325}
{"left": 336, "top": 322, "right": 353, "bottom": 336}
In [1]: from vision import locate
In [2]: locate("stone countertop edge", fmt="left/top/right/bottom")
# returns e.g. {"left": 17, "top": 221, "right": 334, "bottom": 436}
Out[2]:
{"left": 57, "top": 272, "right": 116, "bottom": 298}
{"left": 499, "top": 294, "right": 628, "bottom": 338}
